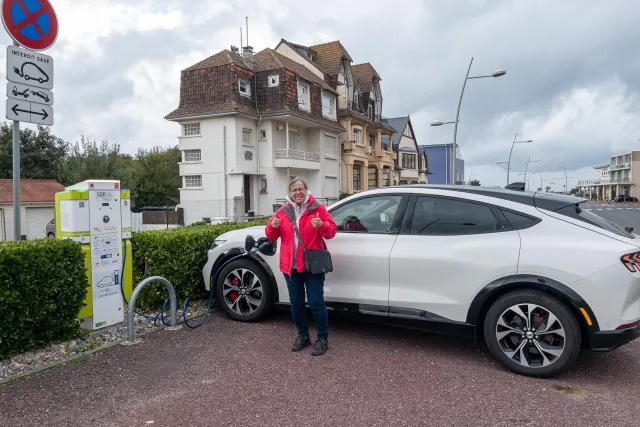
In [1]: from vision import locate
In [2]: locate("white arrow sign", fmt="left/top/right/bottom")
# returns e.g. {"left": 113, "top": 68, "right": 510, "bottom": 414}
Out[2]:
{"left": 6, "top": 99, "right": 54, "bottom": 126}
{"left": 6, "top": 45, "right": 54, "bottom": 90}
{"left": 6, "top": 82, "right": 54, "bottom": 106}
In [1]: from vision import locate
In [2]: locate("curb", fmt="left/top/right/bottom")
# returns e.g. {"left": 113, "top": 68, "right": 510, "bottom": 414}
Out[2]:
{"left": 0, "top": 308, "right": 215, "bottom": 386}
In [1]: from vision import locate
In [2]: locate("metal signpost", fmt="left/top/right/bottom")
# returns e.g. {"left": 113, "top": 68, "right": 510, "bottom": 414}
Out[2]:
{"left": 1, "top": 0, "right": 58, "bottom": 240}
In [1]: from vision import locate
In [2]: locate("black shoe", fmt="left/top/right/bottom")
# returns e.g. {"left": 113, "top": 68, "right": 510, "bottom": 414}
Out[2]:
{"left": 312, "top": 339, "right": 328, "bottom": 356}
{"left": 291, "top": 335, "right": 311, "bottom": 352}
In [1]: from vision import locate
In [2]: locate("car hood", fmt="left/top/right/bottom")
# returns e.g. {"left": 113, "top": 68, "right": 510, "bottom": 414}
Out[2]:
{"left": 219, "top": 225, "right": 267, "bottom": 242}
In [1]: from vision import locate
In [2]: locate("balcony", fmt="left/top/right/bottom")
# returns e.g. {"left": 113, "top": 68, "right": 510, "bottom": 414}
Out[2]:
{"left": 371, "top": 148, "right": 396, "bottom": 164}
{"left": 274, "top": 149, "right": 320, "bottom": 170}
{"left": 578, "top": 179, "right": 602, "bottom": 186}
{"left": 400, "top": 168, "right": 419, "bottom": 180}
{"left": 610, "top": 163, "right": 631, "bottom": 170}
{"left": 609, "top": 177, "right": 631, "bottom": 184}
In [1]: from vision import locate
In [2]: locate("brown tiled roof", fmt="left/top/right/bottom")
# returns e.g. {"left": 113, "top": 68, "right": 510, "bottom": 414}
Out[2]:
{"left": 309, "top": 41, "right": 352, "bottom": 76}
{"left": 165, "top": 102, "right": 257, "bottom": 120}
{"left": 352, "top": 63, "right": 381, "bottom": 93}
{"left": 275, "top": 39, "right": 326, "bottom": 74}
{"left": 183, "top": 50, "right": 247, "bottom": 71}
{"left": 0, "top": 179, "right": 64, "bottom": 203}
{"left": 254, "top": 49, "right": 336, "bottom": 93}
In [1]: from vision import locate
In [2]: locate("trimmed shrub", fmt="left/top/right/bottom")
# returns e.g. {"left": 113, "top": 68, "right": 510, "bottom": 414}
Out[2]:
{"left": 129, "top": 219, "right": 269, "bottom": 310}
{"left": 0, "top": 239, "right": 88, "bottom": 359}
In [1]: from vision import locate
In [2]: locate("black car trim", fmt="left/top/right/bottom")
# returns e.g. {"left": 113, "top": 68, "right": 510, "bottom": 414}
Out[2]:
{"left": 466, "top": 274, "right": 601, "bottom": 334}
{"left": 589, "top": 325, "right": 640, "bottom": 351}
{"left": 274, "top": 301, "right": 475, "bottom": 339}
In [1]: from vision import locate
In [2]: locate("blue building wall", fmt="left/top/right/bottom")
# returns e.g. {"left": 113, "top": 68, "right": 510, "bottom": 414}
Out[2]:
{"left": 424, "top": 144, "right": 465, "bottom": 185}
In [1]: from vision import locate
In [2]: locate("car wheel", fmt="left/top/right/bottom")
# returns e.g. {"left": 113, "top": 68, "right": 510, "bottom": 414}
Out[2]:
{"left": 215, "top": 258, "right": 273, "bottom": 322}
{"left": 483, "top": 290, "right": 581, "bottom": 378}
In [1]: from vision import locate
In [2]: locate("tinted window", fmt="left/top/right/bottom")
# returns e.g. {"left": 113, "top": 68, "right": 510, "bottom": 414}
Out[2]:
{"left": 501, "top": 210, "right": 540, "bottom": 230}
{"left": 574, "top": 206, "right": 635, "bottom": 239}
{"left": 331, "top": 195, "right": 402, "bottom": 233}
{"left": 410, "top": 196, "right": 499, "bottom": 235}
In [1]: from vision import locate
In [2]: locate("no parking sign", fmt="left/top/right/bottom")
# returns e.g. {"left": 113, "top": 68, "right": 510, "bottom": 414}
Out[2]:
{"left": 1, "top": 0, "right": 58, "bottom": 51}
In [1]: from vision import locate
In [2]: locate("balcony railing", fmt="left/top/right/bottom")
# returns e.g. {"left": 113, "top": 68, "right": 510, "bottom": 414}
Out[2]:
{"left": 610, "top": 163, "right": 631, "bottom": 170}
{"left": 274, "top": 149, "right": 319, "bottom": 163}
{"left": 609, "top": 177, "right": 631, "bottom": 184}
{"left": 578, "top": 179, "right": 602, "bottom": 186}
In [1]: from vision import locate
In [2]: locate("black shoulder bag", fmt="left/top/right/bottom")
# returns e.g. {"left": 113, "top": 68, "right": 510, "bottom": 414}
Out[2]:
{"left": 283, "top": 206, "right": 333, "bottom": 274}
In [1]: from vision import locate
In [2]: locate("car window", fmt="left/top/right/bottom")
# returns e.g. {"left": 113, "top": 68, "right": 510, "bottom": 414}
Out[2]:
{"left": 331, "top": 195, "right": 402, "bottom": 233}
{"left": 501, "top": 210, "right": 540, "bottom": 230}
{"left": 575, "top": 206, "right": 635, "bottom": 239}
{"left": 410, "top": 196, "right": 499, "bottom": 235}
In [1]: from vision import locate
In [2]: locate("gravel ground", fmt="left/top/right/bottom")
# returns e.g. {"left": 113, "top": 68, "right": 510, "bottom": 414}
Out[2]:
{"left": 0, "top": 300, "right": 210, "bottom": 382}
{"left": 1, "top": 310, "right": 639, "bottom": 427}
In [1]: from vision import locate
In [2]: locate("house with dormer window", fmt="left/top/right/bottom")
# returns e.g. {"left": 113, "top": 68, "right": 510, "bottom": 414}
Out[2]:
{"left": 164, "top": 45, "right": 345, "bottom": 224}
{"left": 381, "top": 115, "right": 428, "bottom": 185}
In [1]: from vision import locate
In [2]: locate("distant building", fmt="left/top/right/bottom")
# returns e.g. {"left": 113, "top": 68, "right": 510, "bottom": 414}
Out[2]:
{"left": 382, "top": 116, "right": 427, "bottom": 184}
{"left": 0, "top": 179, "right": 64, "bottom": 241}
{"left": 422, "top": 143, "right": 464, "bottom": 185}
{"left": 577, "top": 151, "right": 639, "bottom": 200}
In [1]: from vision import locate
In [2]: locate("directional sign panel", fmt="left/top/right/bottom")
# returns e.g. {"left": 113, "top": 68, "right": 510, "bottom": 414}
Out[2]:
{"left": 6, "top": 81, "right": 54, "bottom": 106}
{"left": 6, "top": 98, "right": 53, "bottom": 126}
{"left": 6, "top": 45, "right": 54, "bottom": 90}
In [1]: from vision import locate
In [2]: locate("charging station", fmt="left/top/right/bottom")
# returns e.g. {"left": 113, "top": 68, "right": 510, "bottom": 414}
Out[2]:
{"left": 54, "top": 179, "right": 133, "bottom": 330}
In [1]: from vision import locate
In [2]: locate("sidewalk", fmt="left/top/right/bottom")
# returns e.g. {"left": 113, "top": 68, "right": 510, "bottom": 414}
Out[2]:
{"left": 1, "top": 310, "right": 639, "bottom": 427}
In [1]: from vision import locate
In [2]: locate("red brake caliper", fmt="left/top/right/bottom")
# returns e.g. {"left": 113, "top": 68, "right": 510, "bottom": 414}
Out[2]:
{"left": 229, "top": 277, "right": 240, "bottom": 302}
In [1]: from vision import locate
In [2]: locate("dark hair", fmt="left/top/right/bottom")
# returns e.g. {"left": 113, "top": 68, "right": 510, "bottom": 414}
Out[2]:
{"left": 289, "top": 177, "right": 308, "bottom": 191}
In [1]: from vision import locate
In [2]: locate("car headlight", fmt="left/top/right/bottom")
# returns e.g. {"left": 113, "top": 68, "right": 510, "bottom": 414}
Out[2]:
{"left": 210, "top": 239, "right": 226, "bottom": 250}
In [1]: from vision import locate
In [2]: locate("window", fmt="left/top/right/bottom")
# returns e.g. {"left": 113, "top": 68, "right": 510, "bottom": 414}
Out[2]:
{"left": 353, "top": 128, "right": 361, "bottom": 144}
{"left": 369, "top": 135, "right": 374, "bottom": 148}
{"left": 331, "top": 195, "right": 402, "bottom": 233}
{"left": 184, "top": 175, "right": 202, "bottom": 188}
{"left": 297, "top": 81, "right": 310, "bottom": 110}
{"left": 182, "top": 123, "right": 200, "bottom": 136}
{"left": 325, "top": 177, "right": 338, "bottom": 197}
{"left": 268, "top": 75, "right": 279, "bottom": 87}
{"left": 383, "top": 168, "right": 390, "bottom": 186}
{"left": 402, "top": 153, "right": 416, "bottom": 169}
{"left": 368, "top": 101, "right": 375, "bottom": 120}
{"left": 239, "top": 80, "right": 251, "bottom": 97}
{"left": 259, "top": 130, "right": 267, "bottom": 140}
{"left": 242, "top": 128, "right": 252, "bottom": 144}
{"left": 409, "top": 196, "right": 499, "bottom": 235}
{"left": 353, "top": 167, "right": 361, "bottom": 191}
{"left": 183, "top": 149, "right": 201, "bottom": 162}
{"left": 501, "top": 210, "right": 540, "bottom": 230}
{"left": 322, "top": 94, "right": 334, "bottom": 117}
{"left": 325, "top": 134, "right": 337, "bottom": 157}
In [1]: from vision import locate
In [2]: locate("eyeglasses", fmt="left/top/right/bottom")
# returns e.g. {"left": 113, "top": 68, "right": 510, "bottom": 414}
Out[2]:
{"left": 290, "top": 187, "right": 306, "bottom": 193}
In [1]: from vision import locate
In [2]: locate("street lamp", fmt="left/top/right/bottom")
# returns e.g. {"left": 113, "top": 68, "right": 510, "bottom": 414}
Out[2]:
{"left": 523, "top": 155, "right": 541, "bottom": 190}
{"left": 556, "top": 165, "right": 568, "bottom": 193}
{"left": 506, "top": 133, "right": 533, "bottom": 185}
{"left": 430, "top": 57, "right": 506, "bottom": 186}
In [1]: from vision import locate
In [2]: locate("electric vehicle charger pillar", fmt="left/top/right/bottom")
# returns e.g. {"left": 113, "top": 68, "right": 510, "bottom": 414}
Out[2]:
{"left": 54, "top": 180, "right": 133, "bottom": 330}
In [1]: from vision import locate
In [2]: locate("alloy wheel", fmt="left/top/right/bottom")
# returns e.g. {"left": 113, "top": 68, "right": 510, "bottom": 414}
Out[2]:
{"left": 495, "top": 303, "right": 566, "bottom": 368}
{"left": 222, "top": 268, "right": 264, "bottom": 316}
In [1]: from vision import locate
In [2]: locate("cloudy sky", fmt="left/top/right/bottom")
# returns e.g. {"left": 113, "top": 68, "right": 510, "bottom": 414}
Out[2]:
{"left": 2, "top": 0, "right": 639, "bottom": 190}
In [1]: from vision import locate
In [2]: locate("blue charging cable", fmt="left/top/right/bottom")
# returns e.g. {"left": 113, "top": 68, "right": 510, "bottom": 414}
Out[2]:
{"left": 119, "top": 238, "right": 260, "bottom": 329}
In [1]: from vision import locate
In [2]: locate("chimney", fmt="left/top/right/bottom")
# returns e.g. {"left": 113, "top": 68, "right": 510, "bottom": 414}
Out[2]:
{"left": 242, "top": 45, "right": 254, "bottom": 69}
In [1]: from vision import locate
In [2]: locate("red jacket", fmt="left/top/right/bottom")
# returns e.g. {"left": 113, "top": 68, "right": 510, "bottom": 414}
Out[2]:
{"left": 265, "top": 195, "right": 337, "bottom": 275}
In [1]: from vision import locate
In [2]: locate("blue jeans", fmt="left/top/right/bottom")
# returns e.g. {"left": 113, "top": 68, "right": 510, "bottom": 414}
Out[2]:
{"left": 284, "top": 269, "right": 328, "bottom": 341}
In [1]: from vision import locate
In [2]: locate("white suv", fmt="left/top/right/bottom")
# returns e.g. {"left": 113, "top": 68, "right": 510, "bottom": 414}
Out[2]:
{"left": 202, "top": 185, "right": 640, "bottom": 377}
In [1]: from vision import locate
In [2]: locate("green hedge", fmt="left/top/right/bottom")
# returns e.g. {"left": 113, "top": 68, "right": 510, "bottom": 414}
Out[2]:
{"left": 0, "top": 239, "right": 88, "bottom": 359}
{"left": 130, "top": 219, "right": 269, "bottom": 310}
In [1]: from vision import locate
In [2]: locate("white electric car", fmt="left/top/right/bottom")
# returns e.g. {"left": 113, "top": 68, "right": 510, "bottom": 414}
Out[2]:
{"left": 202, "top": 185, "right": 640, "bottom": 377}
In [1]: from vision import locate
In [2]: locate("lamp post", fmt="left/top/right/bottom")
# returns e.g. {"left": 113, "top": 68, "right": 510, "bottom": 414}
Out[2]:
{"left": 556, "top": 165, "right": 568, "bottom": 193}
{"left": 506, "top": 133, "right": 533, "bottom": 185}
{"left": 523, "top": 156, "right": 541, "bottom": 190}
{"left": 430, "top": 57, "right": 506, "bottom": 186}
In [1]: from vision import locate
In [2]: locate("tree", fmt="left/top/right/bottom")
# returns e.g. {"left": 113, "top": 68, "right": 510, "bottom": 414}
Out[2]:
{"left": 129, "top": 145, "right": 181, "bottom": 209}
{"left": 0, "top": 122, "right": 68, "bottom": 179}
{"left": 57, "top": 136, "right": 133, "bottom": 188}
{"left": 469, "top": 179, "right": 481, "bottom": 186}
{"left": 545, "top": 186, "right": 551, "bottom": 192}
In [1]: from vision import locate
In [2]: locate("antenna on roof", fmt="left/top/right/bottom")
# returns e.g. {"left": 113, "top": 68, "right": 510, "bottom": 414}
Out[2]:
{"left": 246, "top": 16, "right": 249, "bottom": 47}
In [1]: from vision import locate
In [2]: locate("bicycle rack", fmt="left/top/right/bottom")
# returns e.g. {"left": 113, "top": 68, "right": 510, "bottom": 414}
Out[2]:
{"left": 123, "top": 276, "right": 182, "bottom": 345}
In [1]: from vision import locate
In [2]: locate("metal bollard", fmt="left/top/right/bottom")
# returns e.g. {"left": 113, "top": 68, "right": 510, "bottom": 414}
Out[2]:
{"left": 123, "top": 276, "right": 182, "bottom": 344}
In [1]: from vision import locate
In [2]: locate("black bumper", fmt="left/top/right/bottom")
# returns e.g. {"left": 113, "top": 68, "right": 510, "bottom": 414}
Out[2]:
{"left": 589, "top": 325, "right": 640, "bottom": 351}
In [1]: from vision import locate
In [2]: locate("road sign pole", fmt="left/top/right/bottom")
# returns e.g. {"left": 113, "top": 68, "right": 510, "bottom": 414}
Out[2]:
{"left": 12, "top": 40, "right": 20, "bottom": 241}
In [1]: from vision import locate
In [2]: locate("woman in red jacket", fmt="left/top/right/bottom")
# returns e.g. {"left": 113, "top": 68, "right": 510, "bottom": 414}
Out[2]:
{"left": 265, "top": 178, "right": 337, "bottom": 356}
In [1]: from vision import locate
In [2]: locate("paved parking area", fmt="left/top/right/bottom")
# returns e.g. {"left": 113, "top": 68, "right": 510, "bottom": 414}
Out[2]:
{"left": 1, "top": 310, "right": 639, "bottom": 427}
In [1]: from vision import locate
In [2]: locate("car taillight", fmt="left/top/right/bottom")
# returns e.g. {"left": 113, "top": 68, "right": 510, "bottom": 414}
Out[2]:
{"left": 621, "top": 252, "right": 640, "bottom": 272}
